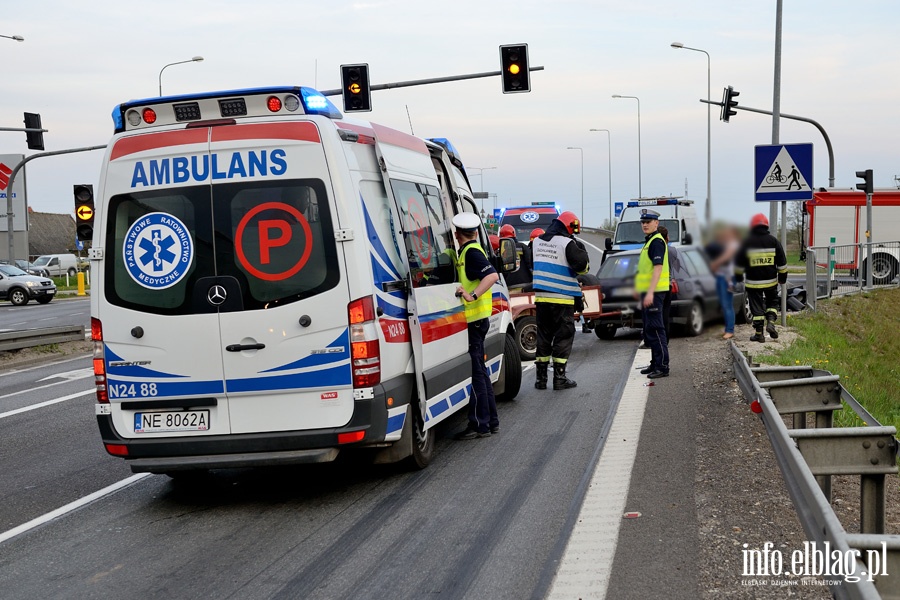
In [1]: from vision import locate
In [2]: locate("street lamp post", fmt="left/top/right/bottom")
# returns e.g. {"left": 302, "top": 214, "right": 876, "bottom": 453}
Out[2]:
{"left": 612, "top": 95, "right": 641, "bottom": 199}
{"left": 671, "top": 42, "right": 711, "bottom": 224}
{"left": 159, "top": 56, "right": 204, "bottom": 96}
{"left": 566, "top": 147, "right": 584, "bottom": 220}
{"left": 589, "top": 129, "right": 613, "bottom": 228}
{"left": 468, "top": 166, "right": 496, "bottom": 212}
{"left": 0, "top": 34, "right": 24, "bottom": 42}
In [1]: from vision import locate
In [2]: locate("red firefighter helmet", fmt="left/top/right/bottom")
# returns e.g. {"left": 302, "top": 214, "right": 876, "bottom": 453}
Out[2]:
{"left": 557, "top": 211, "right": 581, "bottom": 235}
{"left": 488, "top": 234, "right": 500, "bottom": 252}
{"left": 750, "top": 213, "right": 769, "bottom": 229}
{"left": 499, "top": 224, "right": 516, "bottom": 239}
{"left": 529, "top": 227, "right": 545, "bottom": 241}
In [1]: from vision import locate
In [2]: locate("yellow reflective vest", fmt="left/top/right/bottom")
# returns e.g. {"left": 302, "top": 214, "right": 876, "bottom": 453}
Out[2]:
{"left": 636, "top": 232, "right": 670, "bottom": 293}
{"left": 457, "top": 242, "right": 493, "bottom": 322}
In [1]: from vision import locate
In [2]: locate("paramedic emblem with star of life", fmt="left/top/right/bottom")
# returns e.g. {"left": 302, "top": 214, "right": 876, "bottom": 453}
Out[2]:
{"left": 123, "top": 212, "right": 194, "bottom": 290}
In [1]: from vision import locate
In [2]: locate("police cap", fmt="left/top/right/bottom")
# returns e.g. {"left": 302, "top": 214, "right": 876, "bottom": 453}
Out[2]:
{"left": 639, "top": 209, "right": 660, "bottom": 221}
{"left": 452, "top": 212, "right": 481, "bottom": 232}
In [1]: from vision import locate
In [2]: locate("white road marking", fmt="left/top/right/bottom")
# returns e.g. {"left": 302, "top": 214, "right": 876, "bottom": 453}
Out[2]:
{"left": 38, "top": 317, "right": 57, "bottom": 321}
{"left": 0, "top": 473, "right": 152, "bottom": 545}
{"left": 37, "top": 367, "right": 93, "bottom": 382}
{"left": 576, "top": 237, "right": 605, "bottom": 254}
{"left": 0, "top": 389, "right": 94, "bottom": 420}
{"left": 0, "top": 354, "right": 91, "bottom": 379}
{"left": 547, "top": 347, "right": 652, "bottom": 600}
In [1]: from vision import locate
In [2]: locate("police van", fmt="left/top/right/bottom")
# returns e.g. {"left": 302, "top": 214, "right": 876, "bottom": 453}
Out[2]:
{"left": 90, "top": 86, "right": 521, "bottom": 474}
{"left": 604, "top": 198, "right": 700, "bottom": 258}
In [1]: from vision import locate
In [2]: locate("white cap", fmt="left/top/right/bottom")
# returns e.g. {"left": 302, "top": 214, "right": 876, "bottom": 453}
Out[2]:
{"left": 452, "top": 212, "right": 481, "bottom": 232}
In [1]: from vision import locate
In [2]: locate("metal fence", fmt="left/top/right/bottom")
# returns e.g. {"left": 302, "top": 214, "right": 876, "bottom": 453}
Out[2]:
{"left": 805, "top": 242, "right": 900, "bottom": 310}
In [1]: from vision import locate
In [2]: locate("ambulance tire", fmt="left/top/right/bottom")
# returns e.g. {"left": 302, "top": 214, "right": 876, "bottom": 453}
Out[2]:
{"left": 405, "top": 403, "right": 434, "bottom": 470}
{"left": 496, "top": 333, "right": 522, "bottom": 402}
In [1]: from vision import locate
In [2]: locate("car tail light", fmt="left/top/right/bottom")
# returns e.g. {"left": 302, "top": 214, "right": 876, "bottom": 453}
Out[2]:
{"left": 105, "top": 443, "right": 129, "bottom": 456}
{"left": 348, "top": 296, "right": 380, "bottom": 388}
{"left": 91, "top": 317, "right": 108, "bottom": 403}
{"left": 337, "top": 430, "right": 365, "bottom": 444}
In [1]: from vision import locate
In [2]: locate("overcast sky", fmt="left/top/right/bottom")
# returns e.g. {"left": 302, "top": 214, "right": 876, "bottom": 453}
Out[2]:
{"left": 3, "top": 0, "right": 899, "bottom": 228}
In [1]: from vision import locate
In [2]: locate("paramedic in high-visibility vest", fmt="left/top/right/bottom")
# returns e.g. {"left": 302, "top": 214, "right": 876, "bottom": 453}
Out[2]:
{"left": 636, "top": 209, "right": 670, "bottom": 379}
{"left": 734, "top": 213, "right": 788, "bottom": 342}
{"left": 451, "top": 212, "right": 501, "bottom": 440}
{"left": 532, "top": 211, "right": 590, "bottom": 390}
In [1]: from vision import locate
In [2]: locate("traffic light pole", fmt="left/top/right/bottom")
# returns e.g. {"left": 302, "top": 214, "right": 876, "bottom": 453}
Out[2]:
{"left": 701, "top": 100, "right": 835, "bottom": 188}
{"left": 319, "top": 66, "right": 544, "bottom": 97}
{"left": 4, "top": 145, "right": 106, "bottom": 261}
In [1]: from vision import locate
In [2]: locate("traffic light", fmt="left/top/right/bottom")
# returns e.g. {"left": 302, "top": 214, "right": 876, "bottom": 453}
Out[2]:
{"left": 856, "top": 169, "right": 873, "bottom": 195}
{"left": 340, "top": 64, "right": 372, "bottom": 112}
{"left": 74, "top": 184, "right": 95, "bottom": 242}
{"left": 721, "top": 86, "right": 739, "bottom": 122}
{"left": 23, "top": 112, "right": 44, "bottom": 151}
{"left": 500, "top": 44, "right": 530, "bottom": 93}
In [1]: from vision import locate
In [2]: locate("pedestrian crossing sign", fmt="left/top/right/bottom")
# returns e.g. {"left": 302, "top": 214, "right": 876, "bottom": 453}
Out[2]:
{"left": 754, "top": 143, "right": 813, "bottom": 202}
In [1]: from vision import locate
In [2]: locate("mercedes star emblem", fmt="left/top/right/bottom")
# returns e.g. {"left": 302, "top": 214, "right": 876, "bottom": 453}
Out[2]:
{"left": 207, "top": 285, "right": 227, "bottom": 306}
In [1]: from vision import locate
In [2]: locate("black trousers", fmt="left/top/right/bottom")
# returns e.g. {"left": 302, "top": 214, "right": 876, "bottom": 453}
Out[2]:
{"left": 535, "top": 302, "right": 576, "bottom": 363}
{"left": 747, "top": 286, "right": 779, "bottom": 329}
{"left": 467, "top": 319, "right": 498, "bottom": 433}
{"left": 642, "top": 292, "right": 669, "bottom": 373}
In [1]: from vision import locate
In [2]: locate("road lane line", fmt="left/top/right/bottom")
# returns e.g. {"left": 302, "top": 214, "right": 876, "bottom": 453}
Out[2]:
{"left": 547, "top": 347, "right": 652, "bottom": 600}
{"left": 0, "top": 389, "right": 94, "bottom": 420}
{"left": 0, "top": 354, "right": 91, "bottom": 378}
{"left": 0, "top": 374, "right": 92, "bottom": 401}
{"left": 0, "top": 473, "right": 151, "bottom": 545}
{"left": 576, "top": 237, "right": 605, "bottom": 253}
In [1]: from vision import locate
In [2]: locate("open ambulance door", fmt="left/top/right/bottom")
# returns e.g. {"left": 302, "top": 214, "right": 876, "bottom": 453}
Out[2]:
{"left": 372, "top": 124, "right": 470, "bottom": 431}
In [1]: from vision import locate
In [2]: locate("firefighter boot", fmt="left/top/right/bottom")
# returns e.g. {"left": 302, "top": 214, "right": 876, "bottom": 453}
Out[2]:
{"left": 535, "top": 362, "right": 549, "bottom": 390}
{"left": 553, "top": 363, "right": 577, "bottom": 390}
{"left": 749, "top": 326, "right": 765, "bottom": 343}
{"left": 766, "top": 315, "right": 779, "bottom": 339}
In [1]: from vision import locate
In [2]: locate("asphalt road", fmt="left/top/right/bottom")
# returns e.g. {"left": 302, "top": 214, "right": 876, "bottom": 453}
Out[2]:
{"left": 0, "top": 331, "right": 634, "bottom": 599}
{"left": 0, "top": 296, "right": 90, "bottom": 332}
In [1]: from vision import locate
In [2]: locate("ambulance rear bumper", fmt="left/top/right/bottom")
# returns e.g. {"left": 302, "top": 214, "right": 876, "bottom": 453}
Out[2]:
{"left": 97, "top": 374, "right": 415, "bottom": 473}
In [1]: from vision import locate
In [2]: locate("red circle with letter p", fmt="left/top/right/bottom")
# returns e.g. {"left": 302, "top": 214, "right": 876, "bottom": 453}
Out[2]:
{"left": 235, "top": 201, "right": 313, "bottom": 281}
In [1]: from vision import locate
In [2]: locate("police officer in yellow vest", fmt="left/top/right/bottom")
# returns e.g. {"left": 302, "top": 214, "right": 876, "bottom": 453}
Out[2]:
{"left": 451, "top": 212, "right": 501, "bottom": 440}
{"left": 636, "top": 209, "right": 670, "bottom": 378}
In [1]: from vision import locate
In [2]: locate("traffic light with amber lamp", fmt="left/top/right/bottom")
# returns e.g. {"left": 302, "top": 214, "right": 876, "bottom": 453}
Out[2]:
{"left": 721, "top": 86, "right": 739, "bottom": 122}
{"left": 74, "top": 184, "right": 95, "bottom": 242}
{"left": 340, "top": 64, "right": 372, "bottom": 112}
{"left": 500, "top": 44, "right": 530, "bottom": 93}
{"left": 856, "top": 169, "right": 873, "bottom": 195}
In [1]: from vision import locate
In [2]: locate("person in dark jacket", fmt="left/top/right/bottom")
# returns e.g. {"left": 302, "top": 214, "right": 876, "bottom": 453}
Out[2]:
{"left": 532, "top": 211, "right": 590, "bottom": 390}
{"left": 734, "top": 213, "right": 788, "bottom": 342}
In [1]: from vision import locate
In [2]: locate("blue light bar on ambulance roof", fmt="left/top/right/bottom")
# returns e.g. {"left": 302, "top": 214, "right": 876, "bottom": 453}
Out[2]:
{"left": 428, "top": 138, "right": 463, "bottom": 165}
{"left": 111, "top": 86, "right": 342, "bottom": 132}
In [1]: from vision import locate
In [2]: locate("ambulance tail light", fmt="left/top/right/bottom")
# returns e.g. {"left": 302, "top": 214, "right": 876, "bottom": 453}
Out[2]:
{"left": 91, "top": 317, "right": 108, "bottom": 404}
{"left": 266, "top": 96, "right": 283, "bottom": 112}
{"left": 142, "top": 108, "right": 157, "bottom": 124}
{"left": 348, "top": 296, "right": 380, "bottom": 388}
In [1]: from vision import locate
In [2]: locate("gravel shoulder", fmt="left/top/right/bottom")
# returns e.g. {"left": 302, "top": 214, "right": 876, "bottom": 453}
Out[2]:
{"left": 692, "top": 322, "right": 900, "bottom": 597}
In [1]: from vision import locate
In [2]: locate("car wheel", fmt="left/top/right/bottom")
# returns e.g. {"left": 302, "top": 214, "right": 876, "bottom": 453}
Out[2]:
{"left": 864, "top": 254, "right": 899, "bottom": 285}
{"left": 514, "top": 315, "right": 537, "bottom": 361}
{"left": 741, "top": 294, "right": 753, "bottom": 325}
{"left": 67, "top": 267, "right": 77, "bottom": 277}
{"left": 685, "top": 300, "right": 704, "bottom": 337}
{"left": 404, "top": 403, "right": 434, "bottom": 470}
{"left": 9, "top": 288, "right": 28, "bottom": 306}
{"left": 496, "top": 333, "right": 522, "bottom": 402}
{"left": 36, "top": 296, "right": 53, "bottom": 305}
{"left": 594, "top": 323, "right": 618, "bottom": 340}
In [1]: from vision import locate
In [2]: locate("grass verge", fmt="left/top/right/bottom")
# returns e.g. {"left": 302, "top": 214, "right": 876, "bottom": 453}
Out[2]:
{"left": 758, "top": 288, "right": 900, "bottom": 429}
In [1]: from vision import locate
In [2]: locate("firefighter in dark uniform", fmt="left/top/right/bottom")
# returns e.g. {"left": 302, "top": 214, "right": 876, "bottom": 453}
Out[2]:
{"left": 636, "top": 210, "right": 670, "bottom": 378}
{"left": 734, "top": 213, "right": 788, "bottom": 342}
{"left": 532, "top": 211, "right": 590, "bottom": 390}
{"left": 451, "top": 212, "right": 501, "bottom": 440}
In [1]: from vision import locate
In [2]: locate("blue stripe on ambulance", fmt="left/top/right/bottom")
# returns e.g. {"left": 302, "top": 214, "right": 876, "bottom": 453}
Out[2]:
{"left": 225, "top": 362, "right": 351, "bottom": 393}
{"left": 424, "top": 382, "right": 471, "bottom": 425}
{"left": 262, "top": 330, "right": 350, "bottom": 373}
{"left": 107, "top": 378, "right": 224, "bottom": 399}
{"left": 385, "top": 405, "right": 408, "bottom": 441}
{"left": 362, "top": 198, "right": 402, "bottom": 281}
{"left": 105, "top": 346, "right": 187, "bottom": 378}
{"left": 376, "top": 294, "right": 407, "bottom": 320}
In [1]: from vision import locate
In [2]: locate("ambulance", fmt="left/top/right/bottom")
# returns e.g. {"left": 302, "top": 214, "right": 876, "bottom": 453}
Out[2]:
{"left": 90, "top": 86, "right": 522, "bottom": 475}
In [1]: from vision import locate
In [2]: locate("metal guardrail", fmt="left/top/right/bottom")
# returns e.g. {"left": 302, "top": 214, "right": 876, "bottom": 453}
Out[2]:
{"left": 806, "top": 242, "right": 900, "bottom": 310}
{"left": 731, "top": 343, "right": 900, "bottom": 599}
{"left": 0, "top": 326, "right": 86, "bottom": 352}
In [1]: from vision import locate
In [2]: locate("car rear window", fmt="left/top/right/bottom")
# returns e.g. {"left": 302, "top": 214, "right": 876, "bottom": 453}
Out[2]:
{"left": 500, "top": 210, "right": 558, "bottom": 240}
{"left": 598, "top": 254, "right": 639, "bottom": 278}
{"left": 105, "top": 179, "right": 340, "bottom": 315}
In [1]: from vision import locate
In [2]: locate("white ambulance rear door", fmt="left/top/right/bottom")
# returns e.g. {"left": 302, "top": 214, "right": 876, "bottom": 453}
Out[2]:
{"left": 99, "top": 127, "right": 231, "bottom": 439}
{"left": 370, "top": 123, "right": 470, "bottom": 430}
{"left": 208, "top": 121, "right": 354, "bottom": 434}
